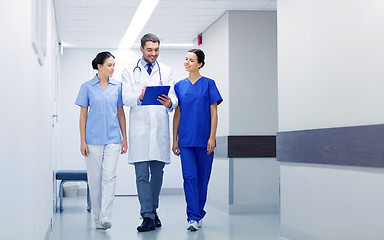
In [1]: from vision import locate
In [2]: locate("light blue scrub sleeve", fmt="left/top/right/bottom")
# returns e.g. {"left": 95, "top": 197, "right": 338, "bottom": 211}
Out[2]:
{"left": 75, "top": 84, "right": 89, "bottom": 107}
{"left": 117, "top": 83, "right": 124, "bottom": 107}
{"left": 208, "top": 80, "right": 223, "bottom": 106}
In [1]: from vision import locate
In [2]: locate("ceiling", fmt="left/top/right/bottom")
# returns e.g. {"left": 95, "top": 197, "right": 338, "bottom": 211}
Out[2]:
{"left": 54, "top": 0, "right": 276, "bottom": 49}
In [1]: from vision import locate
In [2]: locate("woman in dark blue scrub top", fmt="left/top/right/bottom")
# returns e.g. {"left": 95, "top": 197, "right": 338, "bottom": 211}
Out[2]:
{"left": 172, "top": 49, "right": 223, "bottom": 231}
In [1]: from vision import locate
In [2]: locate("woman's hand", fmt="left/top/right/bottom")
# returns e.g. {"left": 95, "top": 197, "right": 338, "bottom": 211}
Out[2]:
{"left": 81, "top": 141, "right": 89, "bottom": 157}
{"left": 207, "top": 138, "right": 215, "bottom": 155}
{"left": 172, "top": 140, "right": 180, "bottom": 156}
{"left": 139, "top": 86, "right": 147, "bottom": 101}
{"left": 121, "top": 138, "right": 128, "bottom": 154}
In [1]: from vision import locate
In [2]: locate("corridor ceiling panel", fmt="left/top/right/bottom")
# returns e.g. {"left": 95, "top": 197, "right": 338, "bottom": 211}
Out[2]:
{"left": 54, "top": 0, "right": 277, "bottom": 48}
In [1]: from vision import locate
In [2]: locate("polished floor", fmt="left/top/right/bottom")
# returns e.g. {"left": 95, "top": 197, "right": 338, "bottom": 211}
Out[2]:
{"left": 49, "top": 194, "right": 287, "bottom": 240}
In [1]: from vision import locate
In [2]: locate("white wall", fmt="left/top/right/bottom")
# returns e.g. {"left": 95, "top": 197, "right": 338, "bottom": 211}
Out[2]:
{"left": 58, "top": 48, "right": 187, "bottom": 194}
{"left": 201, "top": 12, "right": 231, "bottom": 211}
{"left": 228, "top": 11, "right": 279, "bottom": 213}
{"left": 201, "top": 12, "right": 230, "bottom": 137}
{"left": 208, "top": 158, "right": 230, "bottom": 211}
{"left": 203, "top": 11, "right": 279, "bottom": 213}
{"left": 229, "top": 11, "right": 278, "bottom": 135}
{"left": 278, "top": 0, "right": 384, "bottom": 239}
{"left": 280, "top": 163, "right": 384, "bottom": 240}
{"left": 278, "top": 0, "right": 384, "bottom": 132}
{"left": 234, "top": 158, "right": 279, "bottom": 206}
{"left": 0, "top": 0, "right": 59, "bottom": 239}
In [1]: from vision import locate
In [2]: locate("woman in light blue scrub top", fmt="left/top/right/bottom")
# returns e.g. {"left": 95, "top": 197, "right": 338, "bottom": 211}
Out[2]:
{"left": 172, "top": 49, "right": 223, "bottom": 231}
{"left": 75, "top": 51, "right": 127, "bottom": 230}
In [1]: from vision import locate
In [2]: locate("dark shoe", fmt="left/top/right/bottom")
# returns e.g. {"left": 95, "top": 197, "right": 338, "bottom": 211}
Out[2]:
{"left": 137, "top": 217, "right": 155, "bottom": 232}
{"left": 154, "top": 214, "right": 162, "bottom": 228}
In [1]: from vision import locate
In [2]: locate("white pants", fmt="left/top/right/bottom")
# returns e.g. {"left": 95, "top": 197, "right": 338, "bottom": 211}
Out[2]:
{"left": 85, "top": 144, "right": 120, "bottom": 223}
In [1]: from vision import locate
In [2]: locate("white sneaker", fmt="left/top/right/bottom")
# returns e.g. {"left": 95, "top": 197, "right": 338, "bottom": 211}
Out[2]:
{"left": 198, "top": 220, "right": 202, "bottom": 228}
{"left": 187, "top": 220, "right": 198, "bottom": 231}
{"left": 100, "top": 221, "right": 111, "bottom": 230}
{"left": 95, "top": 221, "right": 103, "bottom": 229}
{"left": 96, "top": 218, "right": 111, "bottom": 230}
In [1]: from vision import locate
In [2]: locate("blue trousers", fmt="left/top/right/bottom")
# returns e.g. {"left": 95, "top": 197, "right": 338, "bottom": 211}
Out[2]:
{"left": 179, "top": 147, "right": 214, "bottom": 222}
{"left": 134, "top": 161, "right": 165, "bottom": 220}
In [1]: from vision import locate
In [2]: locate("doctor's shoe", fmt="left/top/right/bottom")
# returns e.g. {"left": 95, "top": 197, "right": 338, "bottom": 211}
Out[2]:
{"left": 137, "top": 217, "right": 155, "bottom": 232}
{"left": 187, "top": 220, "right": 198, "bottom": 231}
{"left": 154, "top": 214, "right": 162, "bottom": 228}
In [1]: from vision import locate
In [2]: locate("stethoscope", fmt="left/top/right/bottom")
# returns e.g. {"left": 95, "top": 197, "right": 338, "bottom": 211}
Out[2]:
{"left": 133, "top": 59, "right": 163, "bottom": 86}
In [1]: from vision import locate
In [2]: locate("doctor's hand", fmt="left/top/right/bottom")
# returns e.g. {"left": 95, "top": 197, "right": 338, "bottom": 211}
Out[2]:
{"left": 158, "top": 94, "right": 172, "bottom": 108}
{"left": 139, "top": 86, "right": 147, "bottom": 101}
{"left": 121, "top": 138, "right": 128, "bottom": 154}
{"left": 207, "top": 138, "right": 215, "bottom": 155}
{"left": 172, "top": 141, "right": 180, "bottom": 156}
{"left": 81, "top": 142, "right": 89, "bottom": 157}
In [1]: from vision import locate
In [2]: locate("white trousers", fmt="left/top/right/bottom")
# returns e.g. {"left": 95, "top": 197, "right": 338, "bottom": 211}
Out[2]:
{"left": 85, "top": 144, "right": 120, "bottom": 223}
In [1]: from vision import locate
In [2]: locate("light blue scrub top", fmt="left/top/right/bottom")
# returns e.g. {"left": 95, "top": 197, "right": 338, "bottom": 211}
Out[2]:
{"left": 75, "top": 75, "right": 123, "bottom": 145}
{"left": 175, "top": 77, "right": 223, "bottom": 148}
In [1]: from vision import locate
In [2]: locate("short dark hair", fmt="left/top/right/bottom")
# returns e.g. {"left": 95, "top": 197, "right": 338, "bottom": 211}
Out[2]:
{"left": 91, "top": 51, "right": 115, "bottom": 70}
{"left": 141, "top": 33, "right": 160, "bottom": 48}
{"left": 188, "top": 49, "right": 205, "bottom": 68}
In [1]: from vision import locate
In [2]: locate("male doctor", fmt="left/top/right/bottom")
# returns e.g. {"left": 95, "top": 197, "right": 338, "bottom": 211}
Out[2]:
{"left": 121, "top": 33, "right": 177, "bottom": 232}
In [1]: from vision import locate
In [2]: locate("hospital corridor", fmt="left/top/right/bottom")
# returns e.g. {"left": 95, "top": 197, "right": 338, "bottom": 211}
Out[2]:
{"left": 2, "top": 0, "right": 384, "bottom": 240}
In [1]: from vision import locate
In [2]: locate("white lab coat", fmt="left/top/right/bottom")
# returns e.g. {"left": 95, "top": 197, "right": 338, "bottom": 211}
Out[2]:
{"left": 121, "top": 60, "right": 177, "bottom": 164}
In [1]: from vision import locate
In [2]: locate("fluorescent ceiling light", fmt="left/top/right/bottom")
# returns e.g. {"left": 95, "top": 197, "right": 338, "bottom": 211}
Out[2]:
{"left": 118, "top": 0, "right": 159, "bottom": 49}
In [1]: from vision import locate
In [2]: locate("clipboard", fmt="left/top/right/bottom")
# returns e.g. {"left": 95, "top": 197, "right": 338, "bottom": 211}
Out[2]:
{"left": 141, "top": 86, "right": 171, "bottom": 105}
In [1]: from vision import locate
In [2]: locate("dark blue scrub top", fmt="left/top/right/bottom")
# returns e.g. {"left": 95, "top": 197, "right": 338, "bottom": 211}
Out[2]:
{"left": 175, "top": 77, "right": 223, "bottom": 148}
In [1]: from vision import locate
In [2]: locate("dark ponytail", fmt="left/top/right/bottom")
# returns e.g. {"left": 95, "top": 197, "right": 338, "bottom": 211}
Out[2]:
{"left": 91, "top": 51, "right": 115, "bottom": 70}
{"left": 188, "top": 49, "right": 205, "bottom": 68}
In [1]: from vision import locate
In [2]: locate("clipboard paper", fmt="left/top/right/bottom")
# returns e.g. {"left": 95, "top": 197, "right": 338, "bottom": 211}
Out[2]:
{"left": 141, "top": 86, "right": 170, "bottom": 105}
